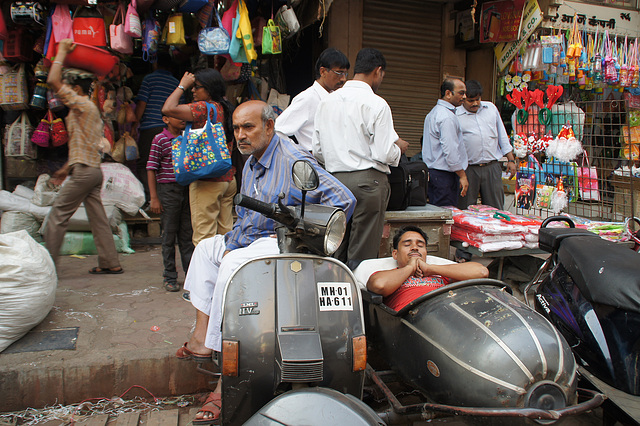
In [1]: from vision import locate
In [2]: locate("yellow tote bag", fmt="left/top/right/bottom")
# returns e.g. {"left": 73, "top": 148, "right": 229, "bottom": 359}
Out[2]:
{"left": 236, "top": 0, "right": 257, "bottom": 61}
{"left": 162, "top": 13, "right": 186, "bottom": 46}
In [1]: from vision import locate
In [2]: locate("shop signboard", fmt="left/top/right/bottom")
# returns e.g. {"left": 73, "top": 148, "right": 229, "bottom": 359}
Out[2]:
{"left": 480, "top": 0, "right": 527, "bottom": 43}
{"left": 546, "top": 1, "right": 639, "bottom": 36}
{"left": 494, "top": 0, "right": 542, "bottom": 71}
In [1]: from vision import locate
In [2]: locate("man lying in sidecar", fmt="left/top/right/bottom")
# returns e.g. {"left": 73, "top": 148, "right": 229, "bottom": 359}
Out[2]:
{"left": 366, "top": 225, "right": 488, "bottom": 310}
{"left": 174, "top": 100, "right": 356, "bottom": 425}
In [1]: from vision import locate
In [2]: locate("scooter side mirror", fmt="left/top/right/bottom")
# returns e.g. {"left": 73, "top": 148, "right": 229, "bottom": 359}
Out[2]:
{"left": 292, "top": 160, "right": 319, "bottom": 192}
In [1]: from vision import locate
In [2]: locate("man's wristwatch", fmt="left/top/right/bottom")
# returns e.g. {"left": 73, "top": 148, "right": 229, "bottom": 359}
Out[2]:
{"left": 178, "top": 85, "right": 186, "bottom": 91}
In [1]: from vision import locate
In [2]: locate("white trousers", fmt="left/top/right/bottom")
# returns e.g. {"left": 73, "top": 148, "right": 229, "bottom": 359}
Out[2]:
{"left": 184, "top": 235, "right": 279, "bottom": 351}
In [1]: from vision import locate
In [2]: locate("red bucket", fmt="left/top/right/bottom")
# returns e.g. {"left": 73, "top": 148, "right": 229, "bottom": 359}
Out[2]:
{"left": 51, "top": 42, "right": 119, "bottom": 77}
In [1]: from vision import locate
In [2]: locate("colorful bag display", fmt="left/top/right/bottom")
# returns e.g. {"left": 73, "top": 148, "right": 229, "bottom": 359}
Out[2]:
{"left": 261, "top": 19, "right": 281, "bottom": 55}
{"left": 125, "top": 0, "right": 142, "bottom": 38}
{"left": 172, "top": 103, "right": 232, "bottom": 186}
{"left": 162, "top": 13, "right": 186, "bottom": 46}
{"left": 229, "top": 0, "right": 257, "bottom": 62}
{"left": 4, "top": 112, "right": 36, "bottom": 159}
{"left": 198, "top": 7, "right": 230, "bottom": 55}
{"left": 72, "top": 6, "right": 107, "bottom": 47}
{"left": 110, "top": 3, "right": 133, "bottom": 54}
{"left": 31, "top": 112, "right": 52, "bottom": 148}
{"left": 577, "top": 151, "right": 600, "bottom": 202}
{"left": 0, "top": 63, "right": 29, "bottom": 111}
{"left": 142, "top": 15, "right": 161, "bottom": 62}
{"left": 10, "top": 2, "right": 46, "bottom": 27}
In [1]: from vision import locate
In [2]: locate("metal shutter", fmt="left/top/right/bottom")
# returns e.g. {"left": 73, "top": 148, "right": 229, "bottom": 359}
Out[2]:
{"left": 363, "top": 0, "right": 443, "bottom": 156}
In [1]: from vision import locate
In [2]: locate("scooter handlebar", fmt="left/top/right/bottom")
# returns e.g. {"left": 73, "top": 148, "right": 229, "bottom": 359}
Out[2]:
{"left": 234, "top": 194, "right": 276, "bottom": 217}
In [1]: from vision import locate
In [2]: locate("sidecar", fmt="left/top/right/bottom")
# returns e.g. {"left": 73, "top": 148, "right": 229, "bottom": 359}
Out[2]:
{"left": 354, "top": 257, "right": 604, "bottom": 421}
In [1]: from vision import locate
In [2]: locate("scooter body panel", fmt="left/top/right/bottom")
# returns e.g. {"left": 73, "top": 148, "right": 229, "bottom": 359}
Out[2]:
{"left": 221, "top": 254, "right": 365, "bottom": 425}
{"left": 367, "top": 284, "right": 577, "bottom": 409}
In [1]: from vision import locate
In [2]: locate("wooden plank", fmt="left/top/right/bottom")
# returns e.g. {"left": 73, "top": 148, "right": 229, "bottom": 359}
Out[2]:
{"left": 74, "top": 414, "right": 109, "bottom": 426}
{"left": 114, "top": 411, "right": 139, "bottom": 426}
{"left": 146, "top": 409, "right": 179, "bottom": 426}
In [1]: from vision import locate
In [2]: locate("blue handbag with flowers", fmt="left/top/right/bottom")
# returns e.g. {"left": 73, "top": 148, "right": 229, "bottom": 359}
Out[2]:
{"left": 172, "top": 103, "right": 232, "bottom": 186}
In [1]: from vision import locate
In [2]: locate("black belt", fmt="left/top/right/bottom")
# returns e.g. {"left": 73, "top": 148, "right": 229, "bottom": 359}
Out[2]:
{"left": 471, "top": 160, "right": 497, "bottom": 167}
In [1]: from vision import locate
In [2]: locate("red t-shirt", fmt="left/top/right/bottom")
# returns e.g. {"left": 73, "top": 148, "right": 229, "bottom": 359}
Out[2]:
{"left": 382, "top": 274, "right": 451, "bottom": 311}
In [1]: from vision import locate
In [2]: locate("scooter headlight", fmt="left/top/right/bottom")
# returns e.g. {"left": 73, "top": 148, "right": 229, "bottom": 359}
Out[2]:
{"left": 324, "top": 210, "right": 346, "bottom": 255}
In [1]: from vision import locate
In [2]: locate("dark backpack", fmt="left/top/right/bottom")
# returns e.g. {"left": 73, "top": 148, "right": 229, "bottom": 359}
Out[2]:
{"left": 387, "top": 155, "right": 428, "bottom": 211}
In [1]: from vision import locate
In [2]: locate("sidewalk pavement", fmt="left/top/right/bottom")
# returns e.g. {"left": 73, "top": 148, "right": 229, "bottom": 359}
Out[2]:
{"left": 0, "top": 245, "right": 215, "bottom": 413}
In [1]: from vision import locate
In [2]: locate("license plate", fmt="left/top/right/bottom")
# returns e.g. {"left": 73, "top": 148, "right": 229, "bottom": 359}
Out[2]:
{"left": 317, "top": 282, "right": 353, "bottom": 311}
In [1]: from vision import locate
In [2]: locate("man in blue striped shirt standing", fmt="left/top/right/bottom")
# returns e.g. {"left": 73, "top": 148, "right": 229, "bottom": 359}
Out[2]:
{"left": 134, "top": 53, "right": 181, "bottom": 201}
{"left": 176, "top": 100, "right": 356, "bottom": 424}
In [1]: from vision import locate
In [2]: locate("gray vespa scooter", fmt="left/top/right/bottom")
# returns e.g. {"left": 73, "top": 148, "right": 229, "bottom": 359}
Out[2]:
{"left": 212, "top": 160, "right": 375, "bottom": 425}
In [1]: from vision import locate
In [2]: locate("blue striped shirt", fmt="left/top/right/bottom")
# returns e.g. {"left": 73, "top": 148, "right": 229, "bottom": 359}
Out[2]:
{"left": 135, "top": 69, "right": 181, "bottom": 130}
{"left": 225, "top": 134, "right": 356, "bottom": 251}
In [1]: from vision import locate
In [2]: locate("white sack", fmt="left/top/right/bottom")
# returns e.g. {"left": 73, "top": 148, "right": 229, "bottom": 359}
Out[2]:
{"left": 12, "top": 185, "right": 34, "bottom": 201}
{"left": 32, "top": 174, "right": 59, "bottom": 207}
{"left": 0, "top": 190, "right": 51, "bottom": 220}
{"left": 100, "top": 163, "right": 145, "bottom": 215}
{"left": 39, "top": 204, "right": 122, "bottom": 235}
{"left": 0, "top": 230, "right": 57, "bottom": 353}
{"left": 1, "top": 211, "right": 42, "bottom": 241}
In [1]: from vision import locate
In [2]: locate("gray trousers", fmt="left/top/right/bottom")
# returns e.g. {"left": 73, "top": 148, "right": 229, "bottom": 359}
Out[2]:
{"left": 157, "top": 182, "right": 194, "bottom": 281}
{"left": 45, "top": 163, "right": 120, "bottom": 268}
{"left": 457, "top": 161, "right": 505, "bottom": 210}
{"left": 332, "top": 169, "right": 390, "bottom": 265}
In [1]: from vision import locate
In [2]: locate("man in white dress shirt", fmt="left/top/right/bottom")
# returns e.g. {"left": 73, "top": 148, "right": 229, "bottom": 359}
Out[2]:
{"left": 275, "top": 48, "right": 350, "bottom": 151}
{"left": 456, "top": 80, "right": 516, "bottom": 210}
{"left": 313, "top": 47, "right": 409, "bottom": 267}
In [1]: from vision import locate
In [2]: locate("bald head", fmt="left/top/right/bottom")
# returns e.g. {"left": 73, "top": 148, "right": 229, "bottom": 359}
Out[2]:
{"left": 233, "top": 100, "right": 275, "bottom": 160}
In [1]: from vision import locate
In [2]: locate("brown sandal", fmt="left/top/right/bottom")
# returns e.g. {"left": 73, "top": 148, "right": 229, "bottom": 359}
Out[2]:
{"left": 193, "top": 392, "right": 221, "bottom": 425}
{"left": 175, "top": 342, "right": 212, "bottom": 362}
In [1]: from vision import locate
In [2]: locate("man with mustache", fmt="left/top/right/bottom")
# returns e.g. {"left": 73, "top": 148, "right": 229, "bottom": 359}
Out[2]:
{"left": 177, "top": 100, "right": 356, "bottom": 424}
{"left": 367, "top": 226, "right": 488, "bottom": 311}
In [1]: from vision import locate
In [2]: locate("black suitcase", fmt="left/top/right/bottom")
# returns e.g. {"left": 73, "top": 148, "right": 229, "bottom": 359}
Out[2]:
{"left": 387, "top": 156, "right": 428, "bottom": 211}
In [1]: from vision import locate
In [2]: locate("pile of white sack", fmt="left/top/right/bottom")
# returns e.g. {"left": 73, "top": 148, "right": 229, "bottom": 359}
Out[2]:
{"left": 0, "top": 163, "right": 145, "bottom": 255}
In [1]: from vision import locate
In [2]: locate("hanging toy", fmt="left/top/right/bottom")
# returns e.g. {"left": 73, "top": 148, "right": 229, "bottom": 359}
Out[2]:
{"left": 513, "top": 132, "right": 528, "bottom": 158}
{"left": 551, "top": 179, "right": 568, "bottom": 214}
{"left": 620, "top": 36, "right": 630, "bottom": 87}
{"left": 547, "top": 124, "right": 583, "bottom": 162}
{"left": 631, "top": 38, "right": 639, "bottom": 88}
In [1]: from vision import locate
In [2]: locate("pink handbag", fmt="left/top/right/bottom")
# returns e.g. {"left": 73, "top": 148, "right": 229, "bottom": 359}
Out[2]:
{"left": 109, "top": 3, "right": 133, "bottom": 54}
{"left": 52, "top": 4, "right": 74, "bottom": 42}
{"left": 577, "top": 150, "right": 600, "bottom": 201}
{"left": 31, "top": 111, "right": 52, "bottom": 148}
{"left": 124, "top": 0, "right": 142, "bottom": 38}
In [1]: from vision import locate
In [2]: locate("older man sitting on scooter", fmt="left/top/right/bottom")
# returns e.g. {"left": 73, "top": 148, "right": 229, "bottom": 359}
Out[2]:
{"left": 176, "top": 100, "right": 356, "bottom": 424}
{"left": 367, "top": 226, "right": 488, "bottom": 311}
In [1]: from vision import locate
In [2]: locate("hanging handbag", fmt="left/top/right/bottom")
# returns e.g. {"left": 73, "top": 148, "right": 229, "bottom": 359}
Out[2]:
{"left": 3, "top": 28, "right": 33, "bottom": 62}
{"left": 51, "top": 4, "right": 74, "bottom": 42}
{"left": 0, "top": 4, "right": 8, "bottom": 39}
{"left": 162, "top": 13, "right": 186, "bottom": 46}
{"left": 172, "top": 103, "right": 232, "bottom": 186}
{"left": 10, "top": 2, "right": 46, "bottom": 27}
{"left": 179, "top": 0, "right": 208, "bottom": 13}
{"left": 0, "top": 63, "right": 29, "bottom": 111}
{"left": 51, "top": 113, "right": 69, "bottom": 147}
{"left": 111, "top": 134, "right": 126, "bottom": 163}
{"left": 198, "top": 6, "right": 230, "bottom": 55}
{"left": 125, "top": 0, "right": 142, "bottom": 38}
{"left": 262, "top": 19, "right": 281, "bottom": 55}
{"left": 29, "top": 82, "right": 49, "bottom": 110}
{"left": 4, "top": 112, "right": 36, "bottom": 159}
{"left": 275, "top": 4, "right": 300, "bottom": 39}
{"left": 142, "top": 15, "right": 161, "bottom": 63}
{"left": 122, "top": 132, "right": 139, "bottom": 161}
{"left": 31, "top": 111, "right": 52, "bottom": 148}
{"left": 577, "top": 150, "right": 600, "bottom": 202}
{"left": 72, "top": 6, "right": 107, "bottom": 47}
{"left": 110, "top": 3, "right": 133, "bottom": 54}
{"left": 48, "top": 89, "right": 65, "bottom": 112}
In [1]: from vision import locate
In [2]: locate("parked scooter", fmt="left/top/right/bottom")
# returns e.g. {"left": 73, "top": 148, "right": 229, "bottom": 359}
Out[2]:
{"left": 206, "top": 162, "right": 603, "bottom": 425}
{"left": 525, "top": 216, "right": 640, "bottom": 424}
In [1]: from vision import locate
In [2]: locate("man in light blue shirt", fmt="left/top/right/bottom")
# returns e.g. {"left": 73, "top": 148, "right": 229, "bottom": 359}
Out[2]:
{"left": 456, "top": 80, "right": 516, "bottom": 210}
{"left": 422, "top": 78, "right": 468, "bottom": 207}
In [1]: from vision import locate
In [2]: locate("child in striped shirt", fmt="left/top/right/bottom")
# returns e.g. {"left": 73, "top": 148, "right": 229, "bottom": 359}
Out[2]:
{"left": 147, "top": 116, "right": 194, "bottom": 292}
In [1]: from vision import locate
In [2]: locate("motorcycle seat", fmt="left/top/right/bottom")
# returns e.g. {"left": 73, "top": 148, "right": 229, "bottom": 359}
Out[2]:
{"left": 538, "top": 227, "right": 598, "bottom": 253}
{"left": 558, "top": 235, "right": 640, "bottom": 314}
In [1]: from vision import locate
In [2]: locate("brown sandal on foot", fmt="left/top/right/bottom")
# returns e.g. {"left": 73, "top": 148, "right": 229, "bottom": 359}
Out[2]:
{"left": 193, "top": 392, "right": 221, "bottom": 425}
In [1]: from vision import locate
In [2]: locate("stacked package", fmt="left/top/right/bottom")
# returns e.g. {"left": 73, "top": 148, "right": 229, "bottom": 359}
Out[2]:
{"left": 447, "top": 205, "right": 543, "bottom": 253}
